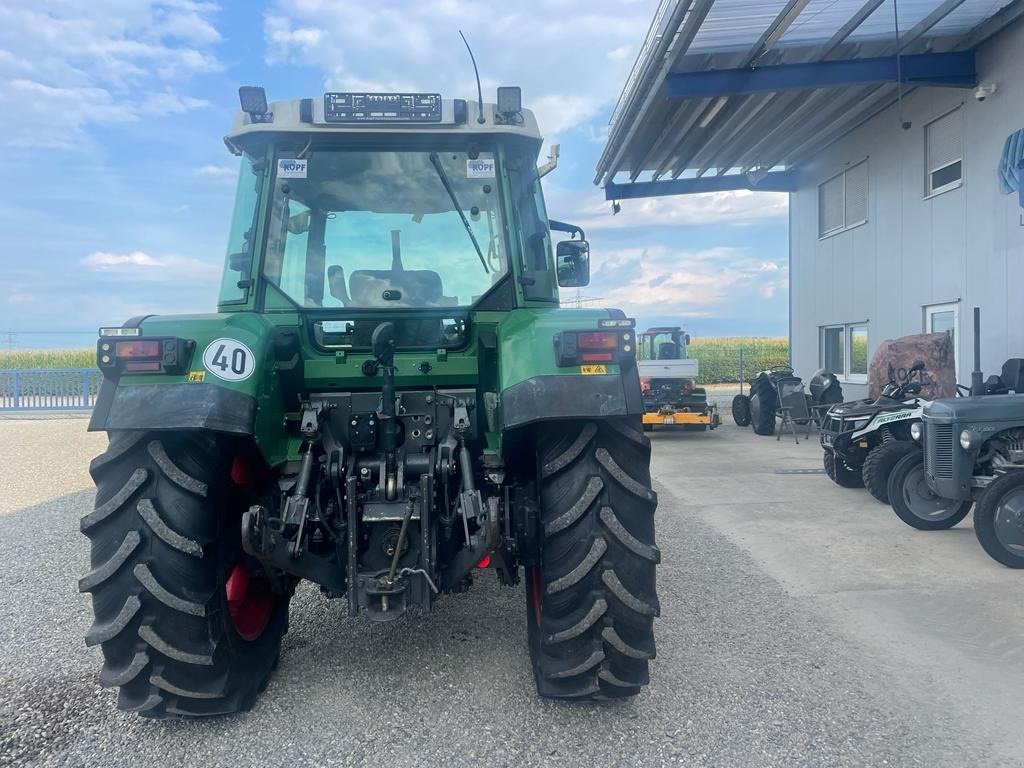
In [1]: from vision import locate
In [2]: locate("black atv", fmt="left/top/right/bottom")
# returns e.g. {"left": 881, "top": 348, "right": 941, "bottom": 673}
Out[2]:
{"left": 820, "top": 362, "right": 929, "bottom": 501}
{"left": 732, "top": 366, "right": 841, "bottom": 436}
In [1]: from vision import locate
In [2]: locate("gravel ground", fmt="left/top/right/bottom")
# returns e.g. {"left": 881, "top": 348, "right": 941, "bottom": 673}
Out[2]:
{"left": 0, "top": 418, "right": 104, "bottom": 515}
{"left": 0, "top": 424, "right": 1019, "bottom": 767}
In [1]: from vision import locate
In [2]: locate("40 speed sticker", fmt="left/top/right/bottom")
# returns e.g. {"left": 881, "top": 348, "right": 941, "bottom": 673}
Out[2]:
{"left": 202, "top": 338, "right": 256, "bottom": 382}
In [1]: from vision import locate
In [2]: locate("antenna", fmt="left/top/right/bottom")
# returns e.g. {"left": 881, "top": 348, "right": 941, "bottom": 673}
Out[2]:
{"left": 459, "top": 30, "right": 486, "bottom": 125}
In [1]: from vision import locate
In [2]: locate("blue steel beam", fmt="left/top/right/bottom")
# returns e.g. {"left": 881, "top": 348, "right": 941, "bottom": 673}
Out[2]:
{"left": 665, "top": 51, "right": 976, "bottom": 99}
{"left": 605, "top": 171, "right": 799, "bottom": 200}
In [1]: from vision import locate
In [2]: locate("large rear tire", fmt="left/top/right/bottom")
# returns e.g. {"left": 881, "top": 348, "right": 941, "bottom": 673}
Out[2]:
{"left": 750, "top": 393, "right": 775, "bottom": 436}
{"left": 887, "top": 451, "right": 972, "bottom": 530}
{"left": 823, "top": 450, "right": 863, "bottom": 488}
{"left": 527, "top": 418, "right": 659, "bottom": 700}
{"left": 862, "top": 440, "right": 918, "bottom": 503}
{"left": 972, "top": 471, "right": 1024, "bottom": 568}
{"left": 80, "top": 431, "right": 289, "bottom": 718}
{"left": 731, "top": 394, "right": 751, "bottom": 427}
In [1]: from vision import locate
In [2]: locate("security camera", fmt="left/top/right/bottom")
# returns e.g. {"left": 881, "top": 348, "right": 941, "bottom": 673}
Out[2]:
{"left": 974, "top": 83, "right": 997, "bottom": 101}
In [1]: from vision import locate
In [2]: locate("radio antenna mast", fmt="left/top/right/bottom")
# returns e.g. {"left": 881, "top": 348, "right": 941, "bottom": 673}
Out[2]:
{"left": 459, "top": 30, "right": 486, "bottom": 124}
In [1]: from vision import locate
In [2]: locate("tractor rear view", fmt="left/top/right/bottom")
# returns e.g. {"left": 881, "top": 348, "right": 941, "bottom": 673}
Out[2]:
{"left": 79, "top": 86, "right": 660, "bottom": 717}
{"left": 637, "top": 327, "right": 718, "bottom": 432}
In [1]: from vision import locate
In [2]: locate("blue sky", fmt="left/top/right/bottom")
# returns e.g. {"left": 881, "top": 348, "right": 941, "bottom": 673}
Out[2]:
{"left": 0, "top": 0, "right": 789, "bottom": 349}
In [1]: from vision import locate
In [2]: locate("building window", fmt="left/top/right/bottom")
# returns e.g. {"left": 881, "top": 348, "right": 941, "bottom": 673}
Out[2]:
{"left": 818, "top": 160, "right": 868, "bottom": 238}
{"left": 925, "top": 108, "right": 963, "bottom": 197}
{"left": 820, "top": 323, "right": 868, "bottom": 382}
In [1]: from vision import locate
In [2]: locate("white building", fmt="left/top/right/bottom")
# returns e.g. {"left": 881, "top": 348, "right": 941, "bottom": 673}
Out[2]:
{"left": 597, "top": 0, "right": 1024, "bottom": 398}
{"left": 790, "top": 16, "right": 1024, "bottom": 397}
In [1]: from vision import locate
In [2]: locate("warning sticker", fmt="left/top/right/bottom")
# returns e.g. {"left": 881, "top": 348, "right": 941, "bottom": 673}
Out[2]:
{"left": 187, "top": 371, "right": 205, "bottom": 383}
{"left": 277, "top": 158, "right": 308, "bottom": 178}
{"left": 580, "top": 365, "right": 607, "bottom": 375}
{"left": 466, "top": 158, "right": 495, "bottom": 178}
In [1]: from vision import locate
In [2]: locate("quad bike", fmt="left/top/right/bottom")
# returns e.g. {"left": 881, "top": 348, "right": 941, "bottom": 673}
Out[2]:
{"left": 889, "top": 309, "right": 1024, "bottom": 567}
{"left": 80, "top": 86, "right": 660, "bottom": 717}
{"left": 820, "top": 361, "right": 928, "bottom": 501}
{"left": 637, "top": 327, "right": 719, "bottom": 432}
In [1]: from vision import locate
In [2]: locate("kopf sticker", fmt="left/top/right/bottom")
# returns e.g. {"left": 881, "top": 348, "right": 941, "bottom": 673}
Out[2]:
{"left": 466, "top": 158, "right": 495, "bottom": 178}
{"left": 278, "top": 158, "right": 308, "bottom": 178}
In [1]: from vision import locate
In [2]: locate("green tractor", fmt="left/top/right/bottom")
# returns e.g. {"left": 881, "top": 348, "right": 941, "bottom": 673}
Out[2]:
{"left": 80, "top": 87, "right": 659, "bottom": 717}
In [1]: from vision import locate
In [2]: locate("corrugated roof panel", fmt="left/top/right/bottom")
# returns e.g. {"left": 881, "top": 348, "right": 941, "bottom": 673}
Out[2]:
{"left": 597, "top": 0, "right": 1023, "bottom": 185}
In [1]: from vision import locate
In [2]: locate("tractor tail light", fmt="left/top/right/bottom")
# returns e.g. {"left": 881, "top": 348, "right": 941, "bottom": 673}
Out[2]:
{"left": 115, "top": 340, "right": 161, "bottom": 358}
{"left": 98, "top": 335, "right": 194, "bottom": 378}
{"left": 577, "top": 332, "right": 618, "bottom": 350}
{"left": 554, "top": 329, "right": 636, "bottom": 368}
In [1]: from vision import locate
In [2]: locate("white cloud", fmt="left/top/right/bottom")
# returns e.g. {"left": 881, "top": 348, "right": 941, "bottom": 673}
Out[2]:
{"left": 81, "top": 250, "right": 219, "bottom": 280}
{"left": 82, "top": 251, "right": 163, "bottom": 269}
{"left": 543, "top": 182, "right": 789, "bottom": 231}
{"left": 587, "top": 244, "right": 788, "bottom": 318}
{"left": 0, "top": 1, "right": 222, "bottom": 147}
{"left": 261, "top": 1, "right": 655, "bottom": 143}
{"left": 197, "top": 163, "right": 237, "bottom": 180}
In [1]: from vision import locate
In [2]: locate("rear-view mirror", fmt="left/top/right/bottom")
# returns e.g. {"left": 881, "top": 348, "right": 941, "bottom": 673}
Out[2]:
{"left": 556, "top": 240, "right": 590, "bottom": 288}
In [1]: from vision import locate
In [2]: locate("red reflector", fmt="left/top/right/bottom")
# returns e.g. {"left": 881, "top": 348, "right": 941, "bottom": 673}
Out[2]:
{"left": 116, "top": 340, "right": 160, "bottom": 358}
{"left": 124, "top": 361, "right": 162, "bottom": 372}
{"left": 476, "top": 554, "right": 491, "bottom": 569}
{"left": 581, "top": 352, "right": 613, "bottom": 362}
{"left": 577, "top": 331, "right": 617, "bottom": 350}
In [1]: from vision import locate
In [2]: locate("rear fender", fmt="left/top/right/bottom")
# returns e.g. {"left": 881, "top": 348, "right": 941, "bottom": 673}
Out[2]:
{"left": 496, "top": 308, "right": 643, "bottom": 430}
{"left": 88, "top": 312, "right": 299, "bottom": 466}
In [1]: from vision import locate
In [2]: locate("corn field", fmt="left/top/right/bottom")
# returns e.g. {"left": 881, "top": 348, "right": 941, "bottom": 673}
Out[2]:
{"left": 0, "top": 349, "right": 96, "bottom": 370}
{"left": 688, "top": 337, "right": 789, "bottom": 384}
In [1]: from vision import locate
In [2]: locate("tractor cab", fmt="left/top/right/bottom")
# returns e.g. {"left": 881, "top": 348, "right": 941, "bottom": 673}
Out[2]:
{"left": 638, "top": 326, "right": 691, "bottom": 362}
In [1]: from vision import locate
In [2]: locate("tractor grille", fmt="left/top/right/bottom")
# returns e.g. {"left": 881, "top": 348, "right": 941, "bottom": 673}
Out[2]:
{"left": 925, "top": 424, "right": 954, "bottom": 479}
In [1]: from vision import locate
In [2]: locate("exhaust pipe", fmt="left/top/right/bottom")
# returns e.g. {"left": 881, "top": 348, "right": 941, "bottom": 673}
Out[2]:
{"left": 970, "top": 306, "right": 985, "bottom": 396}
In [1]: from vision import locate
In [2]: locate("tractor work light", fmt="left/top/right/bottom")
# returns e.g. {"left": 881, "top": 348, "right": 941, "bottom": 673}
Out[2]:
{"left": 910, "top": 422, "right": 923, "bottom": 442}
{"left": 238, "top": 86, "right": 272, "bottom": 123}
{"left": 553, "top": 329, "right": 635, "bottom": 367}
{"left": 97, "top": 336, "right": 194, "bottom": 378}
{"left": 960, "top": 429, "right": 976, "bottom": 451}
{"left": 496, "top": 86, "right": 522, "bottom": 115}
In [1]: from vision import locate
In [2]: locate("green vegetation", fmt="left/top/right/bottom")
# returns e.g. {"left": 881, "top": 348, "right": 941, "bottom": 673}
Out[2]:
{"left": 688, "top": 337, "right": 790, "bottom": 384}
{"left": 1, "top": 338, "right": 792, "bottom": 386}
{"left": 0, "top": 349, "right": 96, "bottom": 370}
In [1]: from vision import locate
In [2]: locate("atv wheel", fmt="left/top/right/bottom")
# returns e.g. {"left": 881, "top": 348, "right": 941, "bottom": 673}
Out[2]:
{"left": 749, "top": 393, "right": 775, "bottom": 436}
{"left": 887, "top": 451, "right": 972, "bottom": 531}
{"left": 81, "top": 431, "right": 289, "bottom": 718}
{"left": 823, "top": 450, "right": 863, "bottom": 488}
{"left": 528, "top": 418, "right": 659, "bottom": 700}
{"left": 731, "top": 395, "right": 751, "bottom": 427}
{"left": 862, "top": 440, "right": 918, "bottom": 503}
{"left": 972, "top": 472, "right": 1024, "bottom": 568}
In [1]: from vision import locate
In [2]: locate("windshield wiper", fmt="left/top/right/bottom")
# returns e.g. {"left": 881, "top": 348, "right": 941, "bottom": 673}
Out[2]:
{"left": 428, "top": 152, "right": 489, "bottom": 274}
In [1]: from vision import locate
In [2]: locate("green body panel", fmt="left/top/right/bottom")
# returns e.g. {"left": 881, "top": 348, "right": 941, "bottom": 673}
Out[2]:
{"left": 110, "top": 305, "right": 619, "bottom": 467}
{"left": 492, "top": 308, "right": 619, "bottom": 389}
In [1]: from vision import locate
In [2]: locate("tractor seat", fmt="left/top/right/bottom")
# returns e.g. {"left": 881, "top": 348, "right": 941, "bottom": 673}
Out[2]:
{"left": 657, "top": 342, "right": 680, "bottom": 360}
{"left": 992, "top": 358, "right": 1024, "bottom": 394}
{"left": 348, "top": 269, "right": 444, "bottom": 307}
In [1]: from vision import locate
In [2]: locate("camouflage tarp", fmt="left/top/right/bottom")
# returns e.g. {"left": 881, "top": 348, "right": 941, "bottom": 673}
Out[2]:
{"left": 868, "top": 332, "right": 956, "bottom": 400}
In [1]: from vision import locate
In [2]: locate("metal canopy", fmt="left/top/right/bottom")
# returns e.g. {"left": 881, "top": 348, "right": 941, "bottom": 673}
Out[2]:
{"left": 596, "top": 0, "right": 1024, "bottom": 198}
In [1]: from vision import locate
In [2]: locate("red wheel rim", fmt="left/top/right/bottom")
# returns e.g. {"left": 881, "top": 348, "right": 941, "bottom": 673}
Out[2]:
{"left": 529, "top": 566, "right": 543, "bottom": 626}
{"left": 225, "top": 563, "right": 274, "bottom": 641}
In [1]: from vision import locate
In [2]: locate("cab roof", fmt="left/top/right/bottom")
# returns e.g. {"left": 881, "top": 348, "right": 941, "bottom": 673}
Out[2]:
{"left": 225, "top": 97, "right": 543, "bottom": 154}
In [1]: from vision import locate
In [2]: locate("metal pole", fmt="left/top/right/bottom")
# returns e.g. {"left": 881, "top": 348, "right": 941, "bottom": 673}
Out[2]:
{"left": 739, "top": 348, "right": 745, "bottom": 395}
{"left": 12, "top": 370, "right": 19, "bottom": 410}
